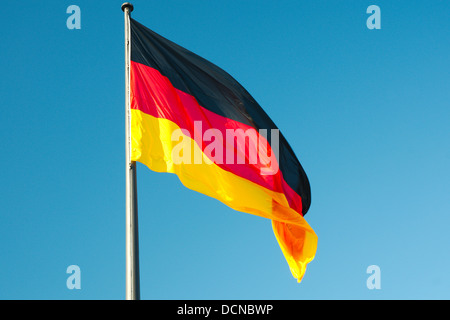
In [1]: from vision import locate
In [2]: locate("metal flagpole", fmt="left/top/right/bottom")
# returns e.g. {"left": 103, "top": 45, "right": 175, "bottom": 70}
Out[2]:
{"left": 122, "top": 2, "right": 140, "bottom": 300}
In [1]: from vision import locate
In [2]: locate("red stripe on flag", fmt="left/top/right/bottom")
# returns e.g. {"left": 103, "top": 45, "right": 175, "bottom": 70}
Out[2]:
{"left": 131, "top": 60, "right": 303, "bottom": 215}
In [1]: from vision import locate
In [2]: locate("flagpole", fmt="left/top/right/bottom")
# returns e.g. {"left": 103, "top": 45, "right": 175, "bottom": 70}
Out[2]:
{"left": 122, "top": 2, "right": 140, "bottom": 300}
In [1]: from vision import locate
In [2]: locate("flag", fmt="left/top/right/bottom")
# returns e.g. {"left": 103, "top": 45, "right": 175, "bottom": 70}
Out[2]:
{"left": 129, "top": 18, "right": 317, "bottom": 282}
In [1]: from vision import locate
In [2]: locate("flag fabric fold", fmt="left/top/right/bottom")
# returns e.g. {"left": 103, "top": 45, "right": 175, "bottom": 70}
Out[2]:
{"left": 129, "top": 18, "right": 317, "bottom": 282}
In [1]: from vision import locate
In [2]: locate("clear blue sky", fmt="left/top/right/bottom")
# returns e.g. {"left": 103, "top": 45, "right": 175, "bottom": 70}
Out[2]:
{"left": 1, "top": 0, "right": 449, "bottom": 300}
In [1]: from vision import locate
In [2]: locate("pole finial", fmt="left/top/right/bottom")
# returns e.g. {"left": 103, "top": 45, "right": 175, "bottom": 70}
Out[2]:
{"left": 121, "top": 2, "right": 134, "bottom": 12}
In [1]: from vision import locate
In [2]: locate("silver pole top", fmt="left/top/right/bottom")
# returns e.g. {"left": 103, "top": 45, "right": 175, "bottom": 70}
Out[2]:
{"left": 121, "top": 2, "right": 134, "bottom": 12}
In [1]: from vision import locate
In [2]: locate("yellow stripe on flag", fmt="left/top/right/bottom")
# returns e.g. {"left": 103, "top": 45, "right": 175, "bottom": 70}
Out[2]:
{"left": 130, "top": 109, "right": 317, "bottom": 281}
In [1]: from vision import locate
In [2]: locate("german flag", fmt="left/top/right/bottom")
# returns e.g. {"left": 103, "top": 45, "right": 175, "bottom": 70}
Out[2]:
{"left": 129, "top": 18, "right": 317, "bottom": 282}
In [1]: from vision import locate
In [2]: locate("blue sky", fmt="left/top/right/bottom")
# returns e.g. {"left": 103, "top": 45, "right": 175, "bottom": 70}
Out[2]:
{"left": 0, "top": 0, "right": 449, "bottom": 299}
